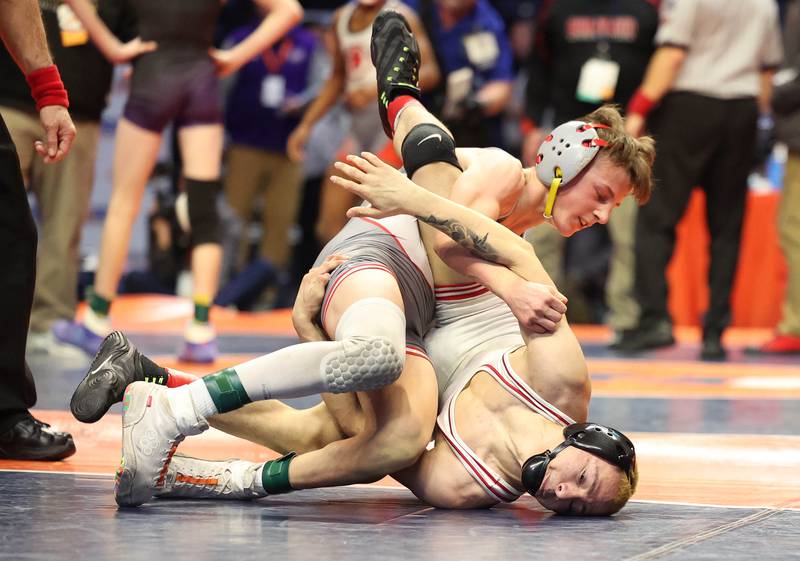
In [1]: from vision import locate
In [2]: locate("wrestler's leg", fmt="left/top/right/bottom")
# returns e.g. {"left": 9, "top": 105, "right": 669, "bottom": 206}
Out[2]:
{"left": 93, "top": 118, "right": 163, "bottom": 303}
{"left": 287, "top": 353, "right": 435, "bottom": 488}
{"left": 178, "top": 123, "right": 224, "bottom": 302}
{"left": 153, "top": 270, "right": 434, "bottom": 495}
{"left": 209, "top": 401, "right": 346, "bottom": 455}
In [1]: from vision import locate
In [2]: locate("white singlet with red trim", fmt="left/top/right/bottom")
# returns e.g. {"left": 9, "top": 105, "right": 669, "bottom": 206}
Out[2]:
{"left": 425, "top": 283, "right": 522, "bottom": 397}
{"left": 425, "top": 282, "right": 575, "bottom": 503}
{"left": 436, "top": 346, "right": 576, "bottom": 503}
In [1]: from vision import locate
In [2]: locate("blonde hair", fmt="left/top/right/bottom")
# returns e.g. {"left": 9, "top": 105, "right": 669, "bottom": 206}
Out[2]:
{"left": 580, "top": 105, "right": 655, "bottom": 205}
{"left": 607, "top": 457, "right": 640, "bottom": 515}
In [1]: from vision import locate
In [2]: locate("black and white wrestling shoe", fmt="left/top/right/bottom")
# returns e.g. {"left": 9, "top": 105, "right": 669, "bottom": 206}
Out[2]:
{"left": 370, "top": 10, "right": 422, "bottom": 137}
{"left": 70, "top": 331, "right": 146, "bottom": 423}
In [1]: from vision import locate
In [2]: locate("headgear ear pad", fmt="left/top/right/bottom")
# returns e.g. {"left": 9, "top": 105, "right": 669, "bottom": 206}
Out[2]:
{"left": 521, "top": 423, "right": 636, "bottom": 496}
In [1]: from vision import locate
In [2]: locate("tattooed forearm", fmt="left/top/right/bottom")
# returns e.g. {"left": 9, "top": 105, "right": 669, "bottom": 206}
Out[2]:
{"left": 420, "top": 214, "right": 500, "bottom": 262}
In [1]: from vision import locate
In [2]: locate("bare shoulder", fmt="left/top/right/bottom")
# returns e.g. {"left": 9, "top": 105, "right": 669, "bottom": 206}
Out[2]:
{"left": 395, "top": 434, "right": 498, "bottom": 510}
{"left": 512, "top": 334, "right": 591, "bottom": 423}
{"left": 453, "top": 148, "right": 524, "bottom": 209}
{"left": 456, "top": 147, "right": 520, "bottom": 170}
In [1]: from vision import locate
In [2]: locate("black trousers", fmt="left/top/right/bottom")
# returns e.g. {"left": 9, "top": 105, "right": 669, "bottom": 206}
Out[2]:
{"left": 0, "top": 115, "right": 39, "bottom": 431}
{"left": 634, "top": 92, "right": 758, "bottom": 334}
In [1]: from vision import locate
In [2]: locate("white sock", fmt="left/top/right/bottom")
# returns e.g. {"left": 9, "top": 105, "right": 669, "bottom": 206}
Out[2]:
{"left": 166, "top": 384, "right": 213, "bottom": 435}
{"left": 254, "top": 464, "right": 267, "bottom": 494}
{"left": 233, "top": 297, "right": 406, "bottom": 401}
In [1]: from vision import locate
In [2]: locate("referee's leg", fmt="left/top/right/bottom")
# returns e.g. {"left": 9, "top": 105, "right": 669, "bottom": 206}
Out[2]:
{"left": 0, "top": 115, "right": 74, "bottom": 460}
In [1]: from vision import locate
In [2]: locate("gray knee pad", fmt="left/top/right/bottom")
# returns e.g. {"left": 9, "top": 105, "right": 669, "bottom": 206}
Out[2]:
{"left": 323, "top": 297, "right": 407, "bottom": 393}
{"left": 401, "top": 123, "right": 462, "bottom": 180}
{"left": 321, "top": 335, "right": 403, "bottom": 393}
{"left": 186, "top": 178, "right": 221, "bottom": 245}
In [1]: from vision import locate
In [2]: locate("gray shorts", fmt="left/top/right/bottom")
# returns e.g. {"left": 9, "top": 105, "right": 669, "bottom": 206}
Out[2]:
{"left": 314, "top": 215, "right": 435, "bottom": 352}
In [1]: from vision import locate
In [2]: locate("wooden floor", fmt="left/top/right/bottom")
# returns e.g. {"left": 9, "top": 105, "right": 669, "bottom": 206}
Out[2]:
{"left": 2, "top": 295, "right": 799, "bottom": 560}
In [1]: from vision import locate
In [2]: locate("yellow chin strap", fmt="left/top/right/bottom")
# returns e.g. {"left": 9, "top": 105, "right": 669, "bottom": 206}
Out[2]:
{"left": 543, "top": 167, "right": 563, "bottom": 219}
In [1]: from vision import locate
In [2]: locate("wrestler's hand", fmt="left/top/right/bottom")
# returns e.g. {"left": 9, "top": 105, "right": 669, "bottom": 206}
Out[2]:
{"left": 330, "top": 152, "right": 422, "bottom": 218}
{"left": 292, "top": 254, "right": 348, "bottom": 342}
{"left": 112, "top": 37, "right": 157, "bottom": 64}
{"left": 34, "top": 105, "right": 76, "bottom": 164}
{"left": 505, "top": 280, "right": 568, "bottom": 334}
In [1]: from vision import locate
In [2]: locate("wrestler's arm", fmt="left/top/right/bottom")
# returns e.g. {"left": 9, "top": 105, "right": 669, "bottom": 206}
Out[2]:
{"left": 392, "top": 433, "right": 497, "bottom": 509}
{"left": 333, "top": 152, "right": 567, "bottom": 333}
{"left": 63, "top": 0, "right": 157, "bottom": 63}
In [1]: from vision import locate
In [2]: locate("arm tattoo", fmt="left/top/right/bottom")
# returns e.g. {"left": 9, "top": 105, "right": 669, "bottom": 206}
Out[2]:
{"left": 420, "top": 214, "right": 500, "bottom": 262}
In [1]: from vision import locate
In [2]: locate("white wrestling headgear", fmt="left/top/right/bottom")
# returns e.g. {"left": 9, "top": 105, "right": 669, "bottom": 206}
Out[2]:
{"left": 534, "top": 121, "right": 609, "bottom": 219}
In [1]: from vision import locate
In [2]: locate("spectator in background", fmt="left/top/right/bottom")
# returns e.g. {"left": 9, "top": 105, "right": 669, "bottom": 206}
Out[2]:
{"left": 751, "top": 0, "right": 800, "bottom": 355}
{"left": 54, "top": 0, "right": 302, "bottom": 363}
{"left": 619, "top": 0, "right": 783, "bottom": 360}
{"left": 409, "top": 0, "right": 513, "bottom": 148}
{"left": 0, "top": 0, "right": 138, "bottom": 359}
{"left": 519, "top": 0, "right": 658, "bottom": 340}
{"left": 215, "top": 18, "right": 326, "bottom": 310}
{"left": 286, "top": 0, "right": 439, "bottom": 246}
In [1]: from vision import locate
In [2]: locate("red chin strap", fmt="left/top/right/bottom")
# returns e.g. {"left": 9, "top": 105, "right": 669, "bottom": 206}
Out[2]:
{"left": 26, "top": 65, "right": 69, "bottom": 111}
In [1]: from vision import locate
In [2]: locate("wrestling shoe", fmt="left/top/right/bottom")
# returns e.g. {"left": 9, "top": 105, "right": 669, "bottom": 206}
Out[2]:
{"left": 70, "top": 331, "right": 146, "bottom": 423}
{"left": 115, "top": 382, "right": 207, "bottom": 507}
{"left": 155, "top": 454, "right": 265, "bottom": 500}
{"left": 178, "top": 339, "right": 218, "bottom": 363}
{"left": 370, "top": 10, "right": 421, "bottom": 137}
{"left": 52, "top": 319, "right": 105, "bottom": 356}
{"left": 179, "top": 322, "right": 218, "bottom": 363}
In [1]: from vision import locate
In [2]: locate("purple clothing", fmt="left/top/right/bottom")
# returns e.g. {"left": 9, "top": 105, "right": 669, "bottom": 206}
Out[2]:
{"left": 224, "top": 25, "right": 318, "bottom": 153}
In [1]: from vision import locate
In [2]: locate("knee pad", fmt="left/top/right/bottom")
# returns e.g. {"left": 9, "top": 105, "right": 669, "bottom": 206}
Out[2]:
{"left": 185, "top": 178, "right": 221, "bottom": 245}
{"left": 323, "top": 297, "right": 407, "bottom": 393}
{"left": 401, "top": 123, "right": 462, "bottom": 180}
{"left": 322, "top": 334, "right": 404, "bottom": 393}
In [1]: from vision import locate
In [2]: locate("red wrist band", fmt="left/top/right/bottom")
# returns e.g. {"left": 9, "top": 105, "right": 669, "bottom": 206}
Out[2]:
{"left": 520, "top": 117, "right": 537, "bottom": 135}
{"left": 627, "top": 89, "right": 655, "bottom": 118}
{"left": 25, "top": 65, "right": 70, "bottom": 111}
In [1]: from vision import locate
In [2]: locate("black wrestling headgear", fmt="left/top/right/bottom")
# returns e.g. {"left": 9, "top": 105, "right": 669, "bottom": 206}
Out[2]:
{"left": 520, "top": 423, "right": 636, "bottom": 496}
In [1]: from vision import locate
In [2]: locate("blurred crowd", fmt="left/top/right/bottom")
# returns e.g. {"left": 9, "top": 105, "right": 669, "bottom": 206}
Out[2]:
{"left": 1, "top": 0, "right": 798, "bottom": 364}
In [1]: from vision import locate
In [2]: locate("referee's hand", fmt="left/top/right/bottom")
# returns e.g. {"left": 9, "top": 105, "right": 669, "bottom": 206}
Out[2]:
{"left": 35, "top": 105, "right": 76, "bottom": 164}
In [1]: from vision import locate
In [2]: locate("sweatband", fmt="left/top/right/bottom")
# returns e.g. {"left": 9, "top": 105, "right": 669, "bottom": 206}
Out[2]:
{"left": 26, "top": 65, "right": 69, "bottom": 111}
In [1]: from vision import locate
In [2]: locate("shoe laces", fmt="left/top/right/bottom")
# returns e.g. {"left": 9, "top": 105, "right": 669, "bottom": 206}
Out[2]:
{"left": 154, "top": 436, "right": 184, "bottom": 488}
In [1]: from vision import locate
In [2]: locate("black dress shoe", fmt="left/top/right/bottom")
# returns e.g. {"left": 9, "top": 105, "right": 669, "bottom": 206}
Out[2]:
{"left": 613, "top": 323, "right": 675, "bottom": 353}
{"left": 608, "top": 328, "right": 637, "bottom": 351}
{"left": 700, "top": 336, "right": 727, "bottom": 361}
{"left": 0, "top": 414, "right": 76, "bottom": 461}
